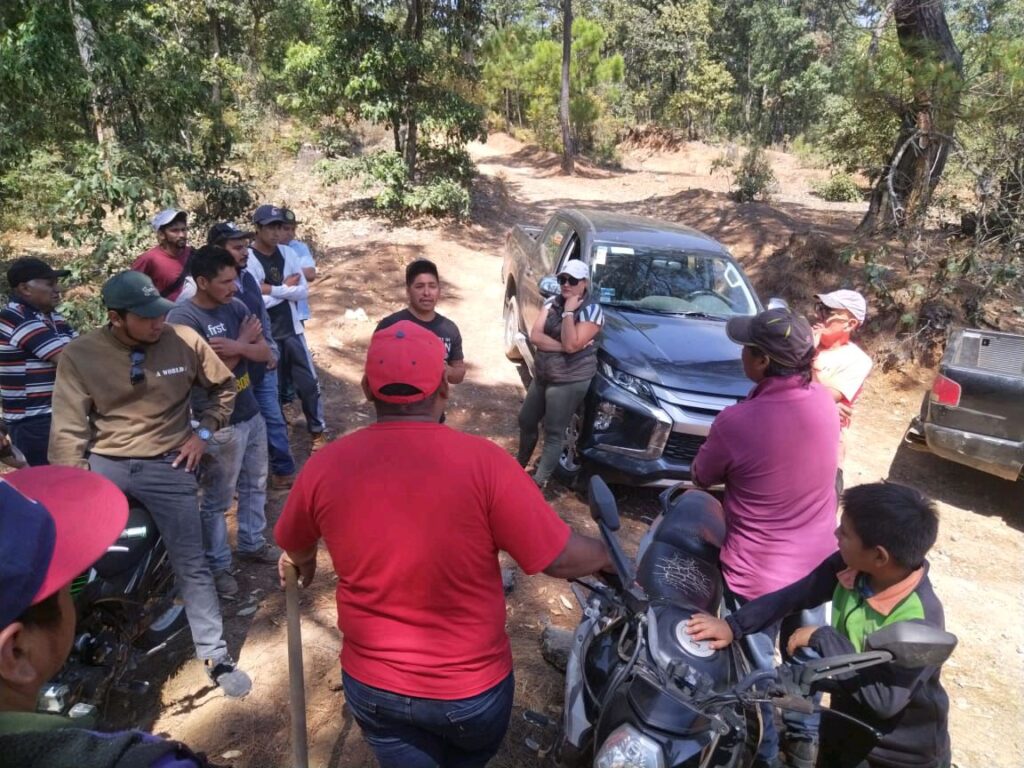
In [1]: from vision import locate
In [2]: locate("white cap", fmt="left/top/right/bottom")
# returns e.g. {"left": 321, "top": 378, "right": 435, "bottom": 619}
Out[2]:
{"left": 558, "top": 260, "right": 590, "bottom": 281}
{"left": 816, "top": 289, "right": 866, "bottom": 324}
{"left": 151, "top": 208, "right": 186, "bottom": 232}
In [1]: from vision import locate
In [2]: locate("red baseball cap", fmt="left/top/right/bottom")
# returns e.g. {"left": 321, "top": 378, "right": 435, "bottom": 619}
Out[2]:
{"left": 1, "top": 467, "right": 128, "bottom": 629}
{"left": 365, "top": 321, "right": 446, "bottom": 404}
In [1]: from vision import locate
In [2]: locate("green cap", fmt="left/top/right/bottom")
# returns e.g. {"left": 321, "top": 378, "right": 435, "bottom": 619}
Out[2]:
{"left": 101, "top": 271, "right": 176, "bottom": 318}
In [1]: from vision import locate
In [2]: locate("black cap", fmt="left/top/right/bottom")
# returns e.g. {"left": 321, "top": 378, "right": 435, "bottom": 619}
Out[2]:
{"left": 252, "top": 204, "right": 286, "bottom": 226}
{"left": 207, "top": 222, "right": 254, "bottom": 245}
{"left": 726, "top": 308, "right": 815, "bottom": 368}
{"left": 282, "top": 208, "right": 300, "bottom": 224}
{"left": 100, "top": 271, "right": 175, "bottom": 318}
{"left": 7, "top": 258, "right": 70, "bottom": 288}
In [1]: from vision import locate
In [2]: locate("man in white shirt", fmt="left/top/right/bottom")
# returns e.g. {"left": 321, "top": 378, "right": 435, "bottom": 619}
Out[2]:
{"left": 246, "top": 205, "right": 327, "bottom": 452}
{"left": 811, "top": 289, "right": 873, "bottom": 492}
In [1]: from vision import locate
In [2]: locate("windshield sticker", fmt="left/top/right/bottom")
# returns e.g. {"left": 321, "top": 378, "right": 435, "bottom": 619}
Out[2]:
{"left": 609, "top": 246, "right": 635, "bottom": 255}
{"left": 599, "top": 286, "right": 616, "bottom": 302}
{"left": 594, "top": 246, "right": 608, "bottom": 266}
{"left": 723, "top": 263, "right": 743, "bottom": 288}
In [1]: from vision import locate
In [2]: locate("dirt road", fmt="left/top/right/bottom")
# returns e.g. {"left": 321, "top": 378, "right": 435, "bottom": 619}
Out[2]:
{"left": 136, "top": 134, "right": 1022, "bottom": 767}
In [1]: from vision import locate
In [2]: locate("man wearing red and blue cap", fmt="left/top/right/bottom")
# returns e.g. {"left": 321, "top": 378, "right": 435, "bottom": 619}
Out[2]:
{"left": 0, "top": 467, "right": 209, "bottom": 766}
{"left": 274, "top": 321, "right": 611, "bottom": 768}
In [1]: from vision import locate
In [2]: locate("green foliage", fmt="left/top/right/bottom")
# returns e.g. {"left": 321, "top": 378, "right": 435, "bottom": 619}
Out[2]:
{"left": 482, "top": 16, "right": 625, "bottom": 157}
{"left": 731, "top": 146, "right": 776, "bottom": 202}
{"left": 317, "top": 150, "right": 471, "bottom": 219}
{"left": 812, "top": 173, "right": 862, "bottom": 203}
{"left": 0, "top": 149, "right": 76, "bottom": 229}
{"left": 306, "top": 2, "right": 486, "bottom": 176}
{"left": 405, "top": 179, "right": 471, "bottom": 219}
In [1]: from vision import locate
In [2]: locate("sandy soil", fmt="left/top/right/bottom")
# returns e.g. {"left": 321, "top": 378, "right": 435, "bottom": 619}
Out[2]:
{"left": 107, "top": 133, "right": 1022, "bottom": 768}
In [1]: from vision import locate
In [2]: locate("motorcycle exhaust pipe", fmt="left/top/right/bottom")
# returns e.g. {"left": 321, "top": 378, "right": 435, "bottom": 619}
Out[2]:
{"left": 285, "top": 564, "right": 310, "bottom": 768}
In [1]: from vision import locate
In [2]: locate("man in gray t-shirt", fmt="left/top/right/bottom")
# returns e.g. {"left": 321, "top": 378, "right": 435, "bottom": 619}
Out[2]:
{"left": 375, "top": 259, "right": 465, "bottom": 382}
{"left": 167, "top": 246, "right": 277, "bottom": 598}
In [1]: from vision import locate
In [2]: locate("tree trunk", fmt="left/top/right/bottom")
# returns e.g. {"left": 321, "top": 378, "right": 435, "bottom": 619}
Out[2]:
{"left": 68, "top": 0, "right": 111, "bottom": 146}
{"left": 858, "top": 0, "right": 963, "bottom": 235}
{"left": 559, "top": 0, "right": 574, "bottom": 174}
{"left": 402, "top": 0, "right": 423, "bottom": 178}
{"left": 209, "top": 7, "right": 222, "bottom": 106}
{"left": 405, "top": 117, "right": 419, "bottom": 179}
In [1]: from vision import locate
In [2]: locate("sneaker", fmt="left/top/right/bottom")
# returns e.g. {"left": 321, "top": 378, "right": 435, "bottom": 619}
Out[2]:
{"left": 782, "top": 739, "right": 817, "bottom": 768}
{"left": 213, "top": 569, "right": 239, "bottom": 598}
{"left": 310, "top": 432, "right": 329, "bottom": 452}
{"left": 205, "top": 657, "right": 252, "bottom": 699}
{"left": 237, "top": 543, "right": 282, "bottom": 565}
{"left": 270, "top": 473, "right": 295, "bottom": 491}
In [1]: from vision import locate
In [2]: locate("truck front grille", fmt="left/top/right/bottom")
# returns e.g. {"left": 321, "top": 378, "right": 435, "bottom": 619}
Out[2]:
{"left": 662, "top": 433, "right": 706, "bottom": 463}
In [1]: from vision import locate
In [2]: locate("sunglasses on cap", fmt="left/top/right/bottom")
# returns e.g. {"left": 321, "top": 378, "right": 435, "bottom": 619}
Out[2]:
{"left": 130, "top": 347, "right": 146, "bottom": 386}
{"left": 558, "top": 275, "right": 582, "bottom": 286}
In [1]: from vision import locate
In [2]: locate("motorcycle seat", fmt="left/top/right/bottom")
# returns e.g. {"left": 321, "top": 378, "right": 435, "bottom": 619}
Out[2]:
{"left": 637, "top": 540, "right": 723, "bottom": 614}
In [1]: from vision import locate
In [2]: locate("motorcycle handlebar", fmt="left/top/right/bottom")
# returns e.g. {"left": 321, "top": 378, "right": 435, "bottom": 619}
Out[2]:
{"left": 769, "top": 693, "right": 815, "bottom": 714}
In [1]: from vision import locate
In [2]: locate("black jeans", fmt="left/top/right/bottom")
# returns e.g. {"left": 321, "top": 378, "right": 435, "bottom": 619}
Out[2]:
{"left": 276, "top": 333, "right": 325, "bottom": 433}
{"left": 7, "top": 413, "right": 52, "bottom": 466}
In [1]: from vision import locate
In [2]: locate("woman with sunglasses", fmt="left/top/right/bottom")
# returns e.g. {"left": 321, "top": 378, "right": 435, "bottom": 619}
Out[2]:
{"left": 517, "top": 260, "right": 605, "bottom": 490}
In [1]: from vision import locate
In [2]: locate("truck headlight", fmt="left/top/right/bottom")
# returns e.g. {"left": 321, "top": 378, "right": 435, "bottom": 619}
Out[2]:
{"left": 595, "top": 724, "right": 665, "bottom": 768}
{"left": 599, "top": 362, "right": 657, "bottom": 404}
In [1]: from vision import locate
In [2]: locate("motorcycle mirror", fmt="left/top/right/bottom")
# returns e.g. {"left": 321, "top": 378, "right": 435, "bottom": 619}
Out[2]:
{"left": 538, "top": 275, "right": 560, "bottom": 298}
{"left": 588, "top": 475, "right": 620, "bottom": 531}
{"left": 864, "top": 622, "right": 958, "bottom": 669}
{"left": 588, "top": 476, "right": 638, "bottom": 589}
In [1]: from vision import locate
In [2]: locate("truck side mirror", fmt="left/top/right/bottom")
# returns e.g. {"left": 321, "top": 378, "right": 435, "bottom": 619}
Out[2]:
{"left": 864, "top": 622, "right": 958, "bottom": 669}
{"left": 766, "top": 297, "right": 789, "bottom": 310}
{"left": 539, "top": 275, "right": 560, "bottom": 298}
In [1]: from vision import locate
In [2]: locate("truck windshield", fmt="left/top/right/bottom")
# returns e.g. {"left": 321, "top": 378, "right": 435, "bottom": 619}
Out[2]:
{"left": 590, "top": 243, "right": 757, "bottom": 317}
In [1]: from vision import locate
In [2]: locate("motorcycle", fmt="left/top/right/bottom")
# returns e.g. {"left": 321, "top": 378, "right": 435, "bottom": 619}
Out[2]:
{"left": 526, "top": 476, "right": 958, "bottom": 768}
{"left": 37, "top": 496, "right": 189, "bottom": 720}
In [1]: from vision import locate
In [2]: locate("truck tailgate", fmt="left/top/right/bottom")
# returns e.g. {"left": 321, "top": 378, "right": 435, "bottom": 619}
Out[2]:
{"left": 928, "top": 329, "right": 1024, "bottom": 441}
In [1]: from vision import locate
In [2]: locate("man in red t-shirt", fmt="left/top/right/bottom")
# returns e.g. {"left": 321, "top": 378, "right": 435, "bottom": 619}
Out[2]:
{"left": 132, "top": 209, "right": 192, "bottom": 301}
{"left": 275, "top": 321, "right": 610, "bottom": 768}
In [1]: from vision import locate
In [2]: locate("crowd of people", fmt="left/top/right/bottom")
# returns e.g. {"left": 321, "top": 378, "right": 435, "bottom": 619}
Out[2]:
{"left": 0, "top": 211, "right": 954, "bottom": 768}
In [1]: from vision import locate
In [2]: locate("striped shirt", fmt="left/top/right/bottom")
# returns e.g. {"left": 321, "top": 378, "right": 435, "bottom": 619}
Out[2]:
{"left": 0, "top": 301, "right": 77, "bottom": 421}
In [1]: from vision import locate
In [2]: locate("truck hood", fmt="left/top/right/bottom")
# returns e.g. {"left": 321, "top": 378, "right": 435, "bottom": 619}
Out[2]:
{"left": 599, "top": 309, "right": 751, "bottom": 398}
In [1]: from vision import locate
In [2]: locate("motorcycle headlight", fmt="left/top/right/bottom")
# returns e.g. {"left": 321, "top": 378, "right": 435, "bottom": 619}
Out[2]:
{"left": 599, "top": 362, "right": 657, "bottom": 404}
{"left": 595, "top": 724, "right": 665, "bottom": 768}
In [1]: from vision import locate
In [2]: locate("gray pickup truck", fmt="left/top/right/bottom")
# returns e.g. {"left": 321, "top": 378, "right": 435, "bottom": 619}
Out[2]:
{"left": 501, "top": 208, "right": 765, "bottom": 486}
{"left": 903, "top": 327, "right": 1024, "bottom": 481}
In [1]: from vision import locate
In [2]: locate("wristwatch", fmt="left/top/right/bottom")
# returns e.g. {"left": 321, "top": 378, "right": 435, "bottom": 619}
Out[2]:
{"left": 561, "top": 311, "right": 574, "bottom": 318}
{"left": 197, "top": 427, "right": 213, "bottom": 442}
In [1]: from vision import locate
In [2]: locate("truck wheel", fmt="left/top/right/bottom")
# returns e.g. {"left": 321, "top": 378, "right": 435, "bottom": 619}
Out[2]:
{"left": 555, "top": 406, "right": 586, "bottom": 488}
{"left": 504, "top": 295, "right": 524, "bottom": 362}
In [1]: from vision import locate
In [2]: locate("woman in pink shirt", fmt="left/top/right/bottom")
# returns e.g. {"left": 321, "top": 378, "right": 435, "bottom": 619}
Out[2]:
{"left": 692, "top": 307, "right": 839, "bottom": 768}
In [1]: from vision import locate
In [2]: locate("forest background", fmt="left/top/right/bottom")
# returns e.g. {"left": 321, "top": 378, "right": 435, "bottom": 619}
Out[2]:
{"left": 0, "top": 0, "right": 1021, "bottom": 334}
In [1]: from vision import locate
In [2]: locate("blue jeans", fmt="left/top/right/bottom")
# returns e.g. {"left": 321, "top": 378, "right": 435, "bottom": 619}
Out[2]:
{"left": 342, "top": 671, "right": 515, "bottom": 768}
{"left": 7, "top": 413, "right": 51, "bottom": 466}
{"left": 253, "top": 368, "right": 296, "bottom": 476}
{"left": 199, "top": 414, "right": 269, "bottom": 572}
{"left": 724, "top": 588, "right": 824, "bottom": 762}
